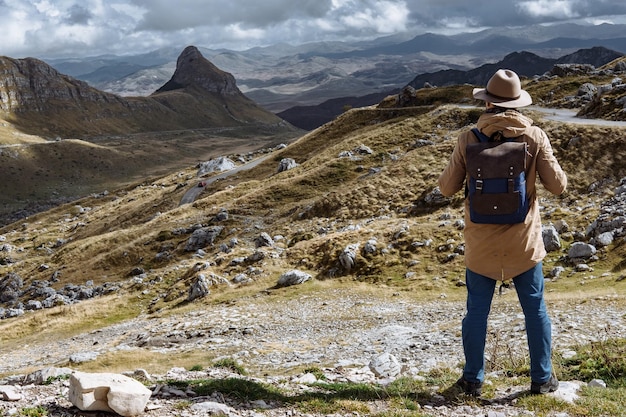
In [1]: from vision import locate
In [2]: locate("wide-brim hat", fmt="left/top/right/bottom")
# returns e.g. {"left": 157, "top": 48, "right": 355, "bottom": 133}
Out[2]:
{"left": 472, "top": 69, "right": 532, "bottom": 108}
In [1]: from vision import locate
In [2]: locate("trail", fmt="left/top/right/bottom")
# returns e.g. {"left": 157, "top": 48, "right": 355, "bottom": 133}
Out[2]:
{"left": 529, "top": 106, "right": 626, "bottom": 127}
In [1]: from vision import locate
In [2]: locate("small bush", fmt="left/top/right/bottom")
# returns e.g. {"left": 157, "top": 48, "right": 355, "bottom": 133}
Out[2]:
{"left": 20, "top": 407, "right": 48, "bottom": 417}
{"left": 212, "top": 357, "right": 247, "bottom": 375}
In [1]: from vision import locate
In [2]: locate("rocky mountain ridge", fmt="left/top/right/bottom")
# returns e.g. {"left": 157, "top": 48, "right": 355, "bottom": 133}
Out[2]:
{"left": 0, "top": 56, "right": 120, "bottom": 114}
{"left": 0, "top": 46, "right": 287, "bottom": 139}
{"left": 155, "top": 46, "right": 240, "bottom": 96}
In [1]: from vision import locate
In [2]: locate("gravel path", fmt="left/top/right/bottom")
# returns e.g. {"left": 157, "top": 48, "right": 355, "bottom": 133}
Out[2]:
{"left": 1, "top": 289, "right": 624, "bottom": 416}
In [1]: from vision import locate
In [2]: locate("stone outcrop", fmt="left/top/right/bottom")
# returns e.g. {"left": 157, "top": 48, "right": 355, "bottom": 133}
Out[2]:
{"left": 0, "top": 56, "right": 122, "bottom": 113}
{"left": 155, "top": 46, "right": 240, "bottom": 96}
{"left": 276, "top": 270, "right": 311, "bottom": 288}
{"left": 197, "top": 156, "right": 236, "bottom": 176}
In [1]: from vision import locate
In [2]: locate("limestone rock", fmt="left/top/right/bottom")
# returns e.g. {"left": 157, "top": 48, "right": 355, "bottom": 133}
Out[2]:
{"left": 184, "top": 226, "right": 224, "bottom": 252}
{"left": 369, "top": 352, "right": 401, "bottom": 378}
{"left": 23, "top": 367, "right": 74, "bottom": 385}
{"left": 197, "top": 156, "right": 235, "bottom": 176}
{"left": 339, "top": 243, "right": 359, "bottom": 271}
{"left": 276, "top": 270, "right": 311, "bottom": 288}
{"left": 567, "top": 242, "right": 597, "bottom": 259}
{"left": 277, "top": 158, "right": 298, "bottom": 173}
{"left": 69, "top": 371, "right": 152, "bottom": 417}
{"left": 0, "top": 385, "right": 22, "bottom": 401}
{"left": 188, "top": 274, "right": 210, "bottom": 301}
{"left": 190, "top": 401, "right": 234, "bottom": 415}
{"left": 542, "top": 225, "right": 561, "bottom": 252}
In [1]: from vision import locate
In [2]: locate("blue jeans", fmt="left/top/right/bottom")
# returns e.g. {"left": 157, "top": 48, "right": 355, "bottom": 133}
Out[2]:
{"left": 462, "top": 263, "right": 553, "bottom": 384}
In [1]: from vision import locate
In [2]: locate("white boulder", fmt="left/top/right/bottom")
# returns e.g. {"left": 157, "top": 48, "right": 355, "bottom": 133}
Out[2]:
{"left": 69, "top": 371, "right": 152, "bottom": 416}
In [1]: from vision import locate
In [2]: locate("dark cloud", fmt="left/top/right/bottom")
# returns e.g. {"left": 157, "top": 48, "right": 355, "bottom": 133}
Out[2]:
{"left": 64, "top": 4, "right": 93, "bottom": 25}
{"left": 1, "top": 0, "right": 625, "bottom": 58}
{"left": 132, "top": 0, "right": 333, "bottom": 31}
{"left": 406, "top": 0, "right": 626, "bottom": 29}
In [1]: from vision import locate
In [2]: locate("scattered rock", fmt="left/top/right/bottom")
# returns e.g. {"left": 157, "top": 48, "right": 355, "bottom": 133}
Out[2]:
{"left": 567, "top": 242, "right": 597, "bottom": 259}
{"left": 0, "top": 385, "right": 22, "bottom": 401}
{"left": 276, "top": 270, "right": 311, "bottom": 288}
{"left": 185, "top": 226, "right": 224, "bottom": 251}
{"left": 188, "top": 274, "right": 210, "bottom": 301}
{"left": 369, "top": 352, "right": 401, "bottom": 378}
{"left": 542, "top": 225, "right": 561, "bottom": 252}
{"left": 197, "top": 156, "right": 236, "bottom": 176}
{"left": 339, "top": 243, "right": 359, "bottom": 272}
{"left": 277, "top": 158, "right": 298, "bottom": 173}
{"left": 255, "top": 232, "right": 274, "bottom": 248}
{"left": 588, "top": 378, "right": 607, "bottom": 388}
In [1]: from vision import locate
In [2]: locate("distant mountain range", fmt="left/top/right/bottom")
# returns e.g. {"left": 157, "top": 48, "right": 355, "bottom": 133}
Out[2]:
{"left": 277, "top": 46, "right": 623, "bottom": 130}
{"left": 45, "top": 23, "right": 626, "bottom": 118}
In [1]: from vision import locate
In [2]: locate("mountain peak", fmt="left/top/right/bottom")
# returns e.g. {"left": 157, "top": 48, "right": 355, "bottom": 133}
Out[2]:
{"left": 154, "top": 45, "right": 240, "bottom": 96}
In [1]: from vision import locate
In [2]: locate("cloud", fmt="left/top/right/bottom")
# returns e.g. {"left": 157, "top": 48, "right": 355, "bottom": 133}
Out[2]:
{"left": 0, "top": 0, "right": 625, "bottom": 59}
{"left": 64, "top": 4, "right": 93, "bottom": 25}
{"left": 516, "top": 0, "right": 579, "bottom": 19}
{"left": 337, "top": 0, "right": 409, "bottom": 34}
{"left": 516, "top": 0, "right": 626, "bottom": 21}
{"left": 131, "top": 0, "right": 333, "bottom": 31}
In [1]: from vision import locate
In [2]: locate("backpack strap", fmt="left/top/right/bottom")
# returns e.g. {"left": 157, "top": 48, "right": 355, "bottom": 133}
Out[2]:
{"left": 472, "top": 127, "right": 521, "bottom": 143}
{"left": 471, "top": 128, "right": 491, "bottom": 143}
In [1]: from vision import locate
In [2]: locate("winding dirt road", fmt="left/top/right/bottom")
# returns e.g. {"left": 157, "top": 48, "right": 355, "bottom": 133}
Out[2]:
{"left": 180, "top": 154, "right": 273, "bottom": 205}
{"left": 529, "top": 106, "right": 626, "bottom": 127}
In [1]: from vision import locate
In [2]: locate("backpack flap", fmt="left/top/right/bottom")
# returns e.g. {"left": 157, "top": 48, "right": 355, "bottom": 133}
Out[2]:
{"left": 466, "top": 141, "right": 529, "bottom": 223}
{"left": 466, "top": 141, "right": 526, "bottom": 179}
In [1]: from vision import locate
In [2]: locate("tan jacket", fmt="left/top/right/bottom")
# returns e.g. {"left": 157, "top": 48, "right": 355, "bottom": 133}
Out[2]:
{"left": 438, "top": 110, "right": 567, "bottom": 280}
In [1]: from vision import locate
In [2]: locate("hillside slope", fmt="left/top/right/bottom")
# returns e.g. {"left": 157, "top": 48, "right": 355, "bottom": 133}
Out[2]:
{"left": 1, "top": 92, "right": 625, "bottom": 322}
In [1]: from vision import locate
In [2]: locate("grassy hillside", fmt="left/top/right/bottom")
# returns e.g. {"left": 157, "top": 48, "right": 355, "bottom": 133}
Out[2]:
{"left": 1, "top": 63, "right": 625, "bottom": 417}
{"left": 0, "top": 117, "right": 300, "bottom": 224}
{"left": 1, "top": 100, "right": 625, "bottom": 315}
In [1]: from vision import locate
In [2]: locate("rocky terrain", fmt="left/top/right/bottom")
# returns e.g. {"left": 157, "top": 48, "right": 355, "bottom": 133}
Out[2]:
{"left": 1, "top": 288, "right": 624, "bottom": 416}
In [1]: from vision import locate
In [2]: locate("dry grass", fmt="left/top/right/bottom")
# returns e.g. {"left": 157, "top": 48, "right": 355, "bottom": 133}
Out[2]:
{"left": 3, "top": 104, "right": 625, "bottom": 297}
{"left": 1, "top": 92, "right": 626, "bottom": 380}
{"left": 0, "top": 294, "right": 139, "bottom": 345}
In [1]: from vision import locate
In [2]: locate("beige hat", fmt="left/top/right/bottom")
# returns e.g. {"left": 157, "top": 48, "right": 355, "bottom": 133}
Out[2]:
{"left": 472, "top": 69, "right": 532, "bottom": 108}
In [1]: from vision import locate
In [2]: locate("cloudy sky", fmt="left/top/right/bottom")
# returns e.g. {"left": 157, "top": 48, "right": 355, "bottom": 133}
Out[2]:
{"left": 2, "top": 0, "right": 626, "bottom": 59}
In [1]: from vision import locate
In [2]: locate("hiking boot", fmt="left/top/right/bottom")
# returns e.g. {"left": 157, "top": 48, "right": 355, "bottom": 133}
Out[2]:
{"left": 531, "top": 375, "right": 559, "bottom": 394}
{"left": 455, "top": 376, "right": 483, "bottom": 397}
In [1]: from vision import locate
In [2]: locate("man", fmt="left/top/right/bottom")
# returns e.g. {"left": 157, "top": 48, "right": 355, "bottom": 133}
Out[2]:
{"left": 438, "top": 69, "right": 567, "bottom": 396}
